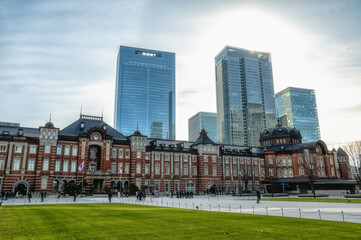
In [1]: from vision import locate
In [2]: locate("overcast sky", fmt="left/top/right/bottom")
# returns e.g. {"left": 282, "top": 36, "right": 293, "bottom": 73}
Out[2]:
{"left": 0, "top": 0, "right": 360, "bottom": 146}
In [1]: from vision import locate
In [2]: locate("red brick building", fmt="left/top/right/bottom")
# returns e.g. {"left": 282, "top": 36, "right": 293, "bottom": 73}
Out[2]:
{"left": 0, "top": 115, "right": 354, "bottom": 195}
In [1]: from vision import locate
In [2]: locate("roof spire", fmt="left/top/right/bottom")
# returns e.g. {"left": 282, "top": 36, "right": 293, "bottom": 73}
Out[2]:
{"left": 49, "top": 113, "right": 52, "bottom": 122}
{"left": 80, "top": 104, "right": 83, "bottom": 116}
{"left": 137, "top": 123, "right": 139, "bottom": 131}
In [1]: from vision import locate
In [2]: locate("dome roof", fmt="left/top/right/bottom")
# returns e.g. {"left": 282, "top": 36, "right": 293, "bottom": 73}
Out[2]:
{"left": 44, "top": 121, "right": 55, "bottom": 128}
{"left": 133, "top": 130, "right": 142, "bottom": 136}
{"left": 261, "top": 124, "right": 301, "bottom": 138}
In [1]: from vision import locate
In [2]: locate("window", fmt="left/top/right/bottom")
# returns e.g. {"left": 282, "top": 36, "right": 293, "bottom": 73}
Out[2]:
{"left": 26, "top": 159, "right": 34, "bottom": 171}
{"left": 29, "top": 146, "right": 37, "bottom": 154}
{"left": 119, "top": 149, "right": 124, "bottom": 158}
{"left": 145, "top": 164, "right": 150, "bottom": 174}
{"left": 165, "top": 154, "right": 169, "bottom": 161}
{"left": 192, "top": 166, "right": 197, "bottom": 175}
{"left": 71, "top": 161, "right": 76, "bottom": 172}
{"left": 299, "top": 167, "right": 304, "bottom": 176}
{"left": 174, "top": 155, "right": 179, "bottom": 161}
{"left": 136, "top": 151, "right": 142, "bottom": 159}
{"left": 260, "top": 168, "right": 265, "bottom": 177}
{"left": 145, "top": 153, "right": 150, "bottom": 160}
{"left": 288, "top": 169, "right": 293, "bottom": 177}
{"left": 330, "top": 156, "right": 334, "bottom": 165}
{"left": 72, "top": 147, "right": 77, "bottom": 156}
{"left": 44, "top": 145, "right": 51, "bottom": 154}
{"left": 184, "top": 156, "right": 188, "bottom": 162}
{"left": 225, "top": 166, "right": 230, "bottom": 176}
{"left": 174, "top": 164, "right": 179, "bottom": 175}
{"left": 55, "top": 160, "right": 61, "bottom": 172}
{"left": 233, "top": 159, "right": 237, "bottom": 164}
{"left": 13, "top": 158, "right": 20, "bottom": 170}
{"left": 269, "top": 168, "right": 274, "bottom": 177}
{"left": 125, "top": 149, "right": 130, "bottom": 158}
{"left": 254, "top": 169, "right": 259, "bottom": 176}
{"left": 125, "top": 163, "right": 130, "bottom": 174}
{"left": 112, "top": 149, "right": 117, "bottom": 158}
{"left": 165, "top": 164, "right": 170, "bottom": 175}
{"left": 212, "top": 156, "right": 217, "bottom": 163}
{"left": 0, "top": 145, "right": 6, "bottom": 152}
{"left": 111, "top": 162, "right": 117, "bottom": 173}
{"left": 204, "top": 166, "right": 208, "bottom": 175}
{"left": 331, "top": 167, "right": 335, "bottom": 176}
{"left": 192, "top": 156, "right": 197, "bottom": 162}
{"left": 0, "top": 157, "right": 5, "bottom": 170}
{"left": 183, "top": 165, "right": 188, "bottom": 175}
{"left": 64, "top": 146, "right": 70, "bottom": 155}
{"left": 268, "top": 156, "right": 273, "bottom": 165}
{"left": 15, "top": 145, "right": 22, "bottom": 153}
{"left": 298, "top": 155, "right": 303, "bottom": 164}
{"left": 212, "top": 165, "right": 217, "bottom": 176}
{"left": 233, "top": 167, "right": 237, "bottom": 176}
{"left": 43, "top": 159, "right": 49, "bottom": 171}
{"left": 136, "top": 162, "right": 141, "bottom": 174}
{"left": 63, "top": 160, "right": 69, "bottom": 172}
{"left": 225, "top": 158, "right": 229, "bottom": 164}
{"left": 155, "top": 163, "right": 160, "bottom": 175}
{"left": 56, "top": 145, "right": 62, "bottom": 155}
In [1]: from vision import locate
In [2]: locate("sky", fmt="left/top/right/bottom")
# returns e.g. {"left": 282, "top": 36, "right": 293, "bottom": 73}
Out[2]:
{"left": 0, "top": 0, "right": 360, "bottom": 146}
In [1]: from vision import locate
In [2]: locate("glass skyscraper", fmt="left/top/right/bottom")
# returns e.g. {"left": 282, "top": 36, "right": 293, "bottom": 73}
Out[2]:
{"left": 114, "top": 46, "right": 175, "bottom": 139}
{"left": 215, "top": 46, "right": 276, "bottom": 146}
{"left": 275, "top": 87, "right": 321, "bottom": 143}
{"left": 188, "top": 112, "right": 218, "bottom": 142}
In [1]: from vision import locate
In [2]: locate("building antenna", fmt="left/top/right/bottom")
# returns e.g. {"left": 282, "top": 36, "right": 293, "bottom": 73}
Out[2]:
{"left": 80, "top": 104, "right": 83, "bottom": 116}
{"left": 49, "top": 113, "right": 52, "bottom": 122}
{"left": 137, "top": 123, "right": 139, "bottom": 131}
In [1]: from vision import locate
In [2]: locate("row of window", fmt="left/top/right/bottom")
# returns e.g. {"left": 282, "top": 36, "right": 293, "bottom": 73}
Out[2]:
{"left": 0, "top": 145, "right": 37, "bottom": 154}
{"left": 111, "top": 148, "right": 130, "bottom": 158}
{"left": 56, "top": 145, "right": 77, "bottom": 156}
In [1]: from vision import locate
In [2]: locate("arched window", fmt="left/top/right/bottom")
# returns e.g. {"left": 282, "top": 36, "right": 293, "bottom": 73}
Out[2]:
{"left": 288, "top": 169, "right": 293, "bottom": 177}
{"left": 299, "top": 166, "right": 304, "bottom": 176}
{"left": 225, "top": 166, "right": 230, "bottom": 176}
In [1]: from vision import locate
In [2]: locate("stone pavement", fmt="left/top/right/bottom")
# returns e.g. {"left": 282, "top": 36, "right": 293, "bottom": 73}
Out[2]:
{"left": 1, "top": 195, "right": 360, "bottom": 224}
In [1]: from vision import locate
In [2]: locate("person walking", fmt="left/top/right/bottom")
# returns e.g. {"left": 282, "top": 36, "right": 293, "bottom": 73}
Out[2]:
{"left": 40, "top": 192, "right": 44, "bottom": 202}
{"left": 256, "top": 189, "right": 261, "bottom": 204}
{"left": 27, "top": 191, "right": 32, "bottom": 203}
{"left": 108, "top": 190, "right": 112, "bottom": 203}
{"left": 151, "top": 190, "right": 155, "bottom": 202}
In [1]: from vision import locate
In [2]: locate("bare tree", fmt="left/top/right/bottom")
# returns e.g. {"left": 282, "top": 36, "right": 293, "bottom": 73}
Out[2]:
{"left": 342, "top": 141, "right": 361, "bottom": 188}
{"left": 240, "top": 165, "right": 253, "bottom": 193}
{"left": 302, "top": 149, "right": 316, "bottom": 198}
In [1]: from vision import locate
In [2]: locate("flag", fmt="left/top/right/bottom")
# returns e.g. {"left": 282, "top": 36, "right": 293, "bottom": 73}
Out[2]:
{"left": 78, "top": 161, "right": 85, "bottom": 171}
{"left": 119, "top": 164, "right": 123, "bottom": 174}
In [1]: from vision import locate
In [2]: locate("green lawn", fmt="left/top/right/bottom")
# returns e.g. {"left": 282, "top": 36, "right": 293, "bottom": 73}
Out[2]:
{"left": 240, "top": 198, "right": 361, "bottom": 204}
{"left": 0, "top": 203, "right": 360, "bottom": 240}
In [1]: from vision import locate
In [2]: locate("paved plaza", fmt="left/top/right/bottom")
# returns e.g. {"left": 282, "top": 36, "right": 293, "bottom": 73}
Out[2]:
{"left": 1, "top": 194, "right": 360, "bottom": 224}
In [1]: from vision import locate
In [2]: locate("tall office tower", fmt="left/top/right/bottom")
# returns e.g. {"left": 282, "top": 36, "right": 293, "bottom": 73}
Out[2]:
{"left": 114, "top": 46, "right": 175, "bottom": 139}
{"left": 215, "top": 46, "right": 277, "bottom": 146}
{"left": 188, "top": 112, "right": 218, "bottom": 142}
{"left": 275, "top": 87, "right": 321, "bottom": 143}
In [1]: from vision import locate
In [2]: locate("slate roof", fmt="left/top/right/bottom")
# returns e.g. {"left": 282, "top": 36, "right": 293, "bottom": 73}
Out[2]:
{"left": 59, "top": 116, "right": 127, "bottom": 140}
{"left": 191, "top": 129, "right": 216, "bottom": 146}
{"left": 0, "top": 125, "right": 40, "bottom": 138}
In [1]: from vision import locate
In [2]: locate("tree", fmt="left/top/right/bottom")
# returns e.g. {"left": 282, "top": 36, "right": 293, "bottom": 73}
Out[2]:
{"left": 129, "top": 183, "right": 139, "bottom": 196}
{"left": 240, "top": 165, "right": 253, "bottom": 193}
{"left": 342, "top": 141, "right": 361, "bottom": 189}
{"left": 63, "top": 182, "right": 81, "bottom": 196}
{"left": 301, "top": 149, "right": 316, "bottom": 198}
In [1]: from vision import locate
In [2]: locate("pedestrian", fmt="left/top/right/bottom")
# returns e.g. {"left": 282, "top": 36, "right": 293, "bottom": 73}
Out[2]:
{"left": 27, "top": 191, "right": 32, "bottom": 203}
{"left": 139, "top": 191, "right": 143, "bottom": 201}
{"left": 170, "top": 191, "right": 173, "bottom": 198}
{"left": 108, "top": 190, "right": 112, "bottom": 203}
{"left": 142, "top": 191, "right": 146, "bottom": 201}
{"left": 40, "top": 192, "right": 44, "bottom": 202}
{"left": 256, "top": 189, "right": 261, "bottom": 204}
{"left": 57, "top": 191, "right": 61, "bottom": 199}
{"left": 136, "top": 190, "right": 139, "bottom": 200}
{"left": 73, "top": 191, "right": 77, "bottom": 202}
{"left": 1, "top": 191, "right": 4, "bottom": 200}
{"left": 151, "top": 190, "right": 155, "bottom": 202}
{"left": 44, "top": 192, "right": 47, "bottom": 198}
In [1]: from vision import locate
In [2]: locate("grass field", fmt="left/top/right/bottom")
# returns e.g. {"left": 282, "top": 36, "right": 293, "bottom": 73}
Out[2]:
{"left": 1, "top": 203, "right": 360, "bottom": 240}
{"left": 240, "top": 198, "right": 361, "bottom": 203}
